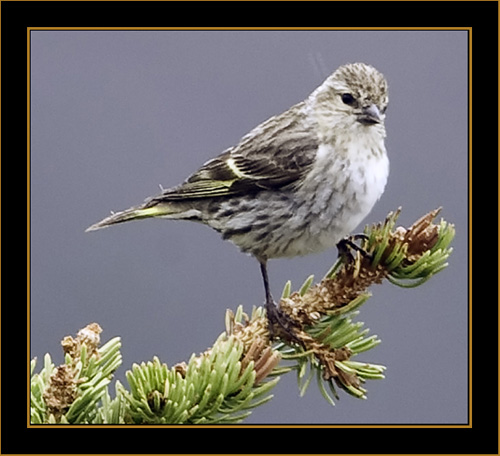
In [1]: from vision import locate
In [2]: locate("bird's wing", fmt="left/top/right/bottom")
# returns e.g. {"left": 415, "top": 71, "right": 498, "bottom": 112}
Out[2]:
{"left": 158, "top": 104, "right": 318, "bottom": 201}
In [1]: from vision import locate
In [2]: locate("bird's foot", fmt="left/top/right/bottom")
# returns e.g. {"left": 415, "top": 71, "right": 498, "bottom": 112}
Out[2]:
{"left": 336, "top": 233, "right": 372, "bottom": 265}
{"left": 265, "top": 299, "right": 303, "bottom": 346}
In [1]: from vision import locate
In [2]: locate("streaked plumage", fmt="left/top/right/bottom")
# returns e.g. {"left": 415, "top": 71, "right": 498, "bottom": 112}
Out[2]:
{"left": 87, "top": 62, "right": 389, "bottom": 335}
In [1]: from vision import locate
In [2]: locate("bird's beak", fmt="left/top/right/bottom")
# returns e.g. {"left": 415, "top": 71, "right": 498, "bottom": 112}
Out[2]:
{"left": 357, "top": 104, "right": 383, "bottom": 125}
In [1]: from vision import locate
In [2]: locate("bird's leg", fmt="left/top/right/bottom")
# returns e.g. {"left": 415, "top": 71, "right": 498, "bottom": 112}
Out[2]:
{"left": 259, "top": 259, "right": 278, "bottom": 318}
{"left": 260, "top": 261, "right": 273, "bottom": 304}
{"left": 336, "top": 233, "right": 372, "bottom": 264}
{"left": 259, "top": 260, "right": 301, "bottom": 344}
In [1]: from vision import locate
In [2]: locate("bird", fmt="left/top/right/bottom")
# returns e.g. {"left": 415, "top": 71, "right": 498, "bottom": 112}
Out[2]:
{"left": 86, "top": 62, "right": 389, "bottom": 337}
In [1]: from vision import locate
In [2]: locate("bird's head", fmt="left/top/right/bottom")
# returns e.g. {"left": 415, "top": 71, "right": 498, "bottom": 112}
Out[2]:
{"left": 309, "top": 63, "right": 389, "bottom": 139}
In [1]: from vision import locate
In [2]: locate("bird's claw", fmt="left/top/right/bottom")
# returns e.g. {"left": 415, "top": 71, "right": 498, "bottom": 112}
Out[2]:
{"left": 265, "top": 299, "right": 303, "bottom": 346}
{"left": 337, "top": 234, "right": 372, "bottom": 264}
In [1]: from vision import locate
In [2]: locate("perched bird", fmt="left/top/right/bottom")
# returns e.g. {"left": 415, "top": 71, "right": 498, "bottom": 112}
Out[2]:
{"left": 87, "top": 62, "right": 389, "bottom": 335}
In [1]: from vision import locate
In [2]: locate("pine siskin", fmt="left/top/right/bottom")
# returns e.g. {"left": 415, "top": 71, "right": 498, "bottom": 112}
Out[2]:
{"left": 87, "top": 62, "right": 389, "bottom": 335}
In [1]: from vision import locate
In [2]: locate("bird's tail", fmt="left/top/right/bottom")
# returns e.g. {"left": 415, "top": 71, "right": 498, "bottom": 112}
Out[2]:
{"left": 85, "top": 200, "right": 178, "bottom": 232}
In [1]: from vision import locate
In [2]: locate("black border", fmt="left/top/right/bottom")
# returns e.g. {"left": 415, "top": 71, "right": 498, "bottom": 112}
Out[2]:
{"left": 3, "top": 1, "right": 497, "bottom": 454}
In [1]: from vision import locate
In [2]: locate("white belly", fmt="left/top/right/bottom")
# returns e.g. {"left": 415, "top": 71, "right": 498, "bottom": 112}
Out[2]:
{"left": 281, "top": 141, "right": 389, "bottom": 257}
{"left": 212, "top": 137, "right": 389, "bottom": 260}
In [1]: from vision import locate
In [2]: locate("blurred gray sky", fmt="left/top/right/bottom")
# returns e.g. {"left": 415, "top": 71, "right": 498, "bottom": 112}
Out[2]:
{"left": 30, "top": 30, "right": 468, "bottom": 424}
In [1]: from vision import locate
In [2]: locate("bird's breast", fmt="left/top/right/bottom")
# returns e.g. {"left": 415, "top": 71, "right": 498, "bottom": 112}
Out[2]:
{"left": 292, "top": 138, "right": 389, "bottom": 252}
{"left": 211, "top": 136, "right": 388, "bottom": 260}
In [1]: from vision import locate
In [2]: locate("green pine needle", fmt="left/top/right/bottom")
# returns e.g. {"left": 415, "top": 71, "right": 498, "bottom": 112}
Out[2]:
{"left": 30, "top": 208, "right": 454, "bottom": 421}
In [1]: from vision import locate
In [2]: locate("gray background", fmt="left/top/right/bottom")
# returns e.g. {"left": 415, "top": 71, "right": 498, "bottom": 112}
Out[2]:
{"left": 30, "top": 30, "right": 468, "bottom": 424}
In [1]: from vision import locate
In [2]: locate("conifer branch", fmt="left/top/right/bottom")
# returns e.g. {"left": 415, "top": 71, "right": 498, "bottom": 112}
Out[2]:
{"left": 30, "top": 208, "right": 454, "bottom": 424}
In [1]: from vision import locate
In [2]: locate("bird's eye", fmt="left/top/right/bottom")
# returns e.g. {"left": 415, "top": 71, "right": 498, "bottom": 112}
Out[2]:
{"left": 341, "top": 93, "right": 356, "bottom": 106}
